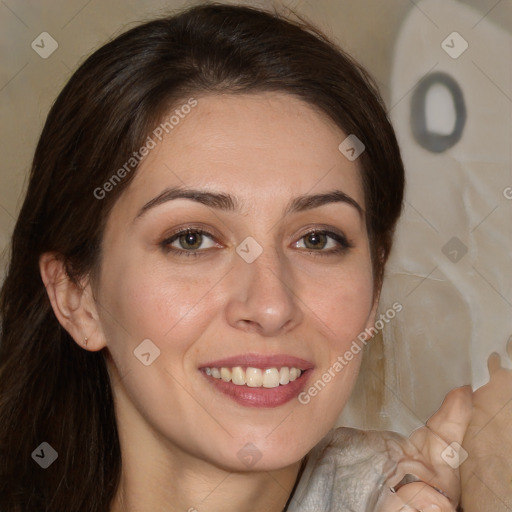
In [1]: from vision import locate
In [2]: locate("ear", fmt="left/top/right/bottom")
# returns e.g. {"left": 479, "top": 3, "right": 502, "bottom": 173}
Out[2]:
{"left": 39, "top": 252, "right": 107, "bottom": 352}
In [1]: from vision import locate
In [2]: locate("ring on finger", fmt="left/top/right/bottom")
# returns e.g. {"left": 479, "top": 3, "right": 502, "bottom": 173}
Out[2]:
{"left": 390, "top": 473, "right": 452, "bottom": 503}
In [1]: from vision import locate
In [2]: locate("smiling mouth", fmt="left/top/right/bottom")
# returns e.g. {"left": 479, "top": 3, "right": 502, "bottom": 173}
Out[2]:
{"left": 204, "top": 366, "right": 303, "bottom": 387}
{"left": 199, "top": 354, "right": 313, "bottom": 407}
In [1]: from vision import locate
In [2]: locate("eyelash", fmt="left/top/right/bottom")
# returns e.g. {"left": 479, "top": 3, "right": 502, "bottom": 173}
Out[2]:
{"left": 160, "top": 226, "right": 353, "bottom": 258}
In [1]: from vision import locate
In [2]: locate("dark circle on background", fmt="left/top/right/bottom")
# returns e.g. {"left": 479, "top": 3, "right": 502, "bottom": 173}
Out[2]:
{"left": 410, "top": 71, "right": 466, "bottom": 153}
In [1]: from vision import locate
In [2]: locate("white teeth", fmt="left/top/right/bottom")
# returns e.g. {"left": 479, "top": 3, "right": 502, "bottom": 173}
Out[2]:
{"left": 231, "top": 366, "right": 245, "bottom": 385}
{"left": 289, "top": 367, "right": 300, "bottom": 381}
{"left": 246, "top": 367, "right": 263, "bottom": 387}
{"left": 263, "top": 368, "right": 280, "bottom": 388}
{"left": 220, "top": 367, "right": 232, "bottom": 382}
{"left": 204, "top": 366, "right": 304, "bottom": 387}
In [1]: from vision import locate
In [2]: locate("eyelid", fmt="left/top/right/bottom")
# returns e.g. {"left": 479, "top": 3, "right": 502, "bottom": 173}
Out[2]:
{"left": 160, "top": 226, "right": 221, "bottom": 252}
{"left": 293, "top": 228, "right": 353, "bottom": 255}
{"left": 161, "top": 223, "right": 222, "bottom": 244}
{"left": 159, "top": 223, "right": 353, "bottom": 257}
{"left": 294, "top": 224, "right": 353, "bottom": 246}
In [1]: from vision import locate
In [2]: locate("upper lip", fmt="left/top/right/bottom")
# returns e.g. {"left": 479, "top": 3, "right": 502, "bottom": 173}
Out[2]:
{"left": 199, "top": 353, "right": 314, "bottom": 370}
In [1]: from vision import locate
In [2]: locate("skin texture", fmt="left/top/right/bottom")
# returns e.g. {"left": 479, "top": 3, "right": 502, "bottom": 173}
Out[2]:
{"left": 460, "top": 338, "right": 512, "bottom": 511}
{"left": 285, "top": 388, "right": 472, "bottom": 511}
{"left": 377, "top": 386, "right": 472, "bottom": 511}
{"left": 39, "top": 92, "right": 472, "bottom": 512}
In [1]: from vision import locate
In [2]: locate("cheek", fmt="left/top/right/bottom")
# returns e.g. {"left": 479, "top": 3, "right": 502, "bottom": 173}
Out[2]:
{"left": 97, "top": 255, "right": 223, "bottom": 363}
{"left": 297, "top": 263, "right": 373, "bottom": 405}
{"left": 306, "top": 265, "right": 375, "bottom": 346}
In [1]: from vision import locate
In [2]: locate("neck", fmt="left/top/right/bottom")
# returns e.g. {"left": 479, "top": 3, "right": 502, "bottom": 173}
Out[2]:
{"left": 109, "top": 432, "right": 303, "bottom": 512}
{"left": 110, "top": 457, "right": 302, "bottom": 512}
{"left": 107, "top": 366, "right": 303, "bottom": 512}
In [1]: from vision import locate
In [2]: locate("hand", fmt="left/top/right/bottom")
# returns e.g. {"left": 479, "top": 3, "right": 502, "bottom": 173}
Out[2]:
{"left": 460, "top": 336, "right": 512, "bottom": 511}
{"left": 376, "top": 386, "right": 473, "bottom": 511}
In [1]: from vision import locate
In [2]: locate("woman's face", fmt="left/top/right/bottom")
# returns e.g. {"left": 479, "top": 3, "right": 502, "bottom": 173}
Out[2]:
{"left": 93, "top": 91, "right": 378, "bottom": 471}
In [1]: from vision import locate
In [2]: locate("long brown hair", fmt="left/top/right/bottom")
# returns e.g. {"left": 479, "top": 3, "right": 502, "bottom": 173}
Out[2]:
{"left": 0, "top": 3, "right": 405, "bottom": 510}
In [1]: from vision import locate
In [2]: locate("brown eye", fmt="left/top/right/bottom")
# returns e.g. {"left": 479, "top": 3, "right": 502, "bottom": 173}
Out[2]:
{"left": 161, "top": 228, "right": 217, "bottom": 257}
{"left": 303, "top": 231, "right": 328, "bottom": 250}
{"left": 294, "top": 229, "right": 352, "bottom": 256}
{"left": 177, "top": 231, "right": 204, "bottom": 250}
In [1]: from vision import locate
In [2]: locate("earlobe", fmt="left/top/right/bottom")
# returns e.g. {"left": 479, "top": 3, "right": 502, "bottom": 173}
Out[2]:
{"left": 39, "top": 252, "right": 106, "bottom": 351}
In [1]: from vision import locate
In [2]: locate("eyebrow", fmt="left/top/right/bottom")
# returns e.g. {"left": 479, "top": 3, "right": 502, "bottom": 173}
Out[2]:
{"left": 135, "top": 186, "right": 364, "bottom": 220}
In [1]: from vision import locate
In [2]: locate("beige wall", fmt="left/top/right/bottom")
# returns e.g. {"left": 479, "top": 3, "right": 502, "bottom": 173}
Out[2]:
{"left": 1, "top": 0, "right": 511, "bottom": 432}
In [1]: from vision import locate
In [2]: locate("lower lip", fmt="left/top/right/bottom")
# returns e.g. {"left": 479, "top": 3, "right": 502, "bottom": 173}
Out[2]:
{"left": 202, "top": 370, "right": 312, "bottom": 408}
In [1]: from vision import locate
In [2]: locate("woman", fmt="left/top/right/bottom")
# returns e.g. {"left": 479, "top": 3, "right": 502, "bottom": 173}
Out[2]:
{"left": 0, "top": 3, "right": 471, "bottom": 511}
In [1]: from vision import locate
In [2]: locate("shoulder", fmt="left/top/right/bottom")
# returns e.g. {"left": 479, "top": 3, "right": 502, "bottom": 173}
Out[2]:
{"left": 287, "top": 426, "right": 408, "bottom": 512}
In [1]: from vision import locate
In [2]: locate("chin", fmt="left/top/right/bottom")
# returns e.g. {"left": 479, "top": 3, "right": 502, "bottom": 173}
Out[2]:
{"left": 208, "top": 430, "right": 316, "bottom": 473}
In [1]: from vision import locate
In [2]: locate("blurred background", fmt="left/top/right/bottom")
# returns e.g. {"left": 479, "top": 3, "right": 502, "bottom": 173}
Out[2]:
{"left": 0, "top": 0, "right": 511, "bottom": 436}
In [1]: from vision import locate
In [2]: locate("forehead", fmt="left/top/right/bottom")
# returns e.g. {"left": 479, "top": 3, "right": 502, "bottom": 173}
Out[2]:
{"left": 119, "top": 92, "right": 365, "bottom": 217}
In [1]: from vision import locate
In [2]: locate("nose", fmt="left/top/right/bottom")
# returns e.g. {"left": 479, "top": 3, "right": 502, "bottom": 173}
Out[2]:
{"left": 224, "top": 243, "right": 303, "bottom": 337}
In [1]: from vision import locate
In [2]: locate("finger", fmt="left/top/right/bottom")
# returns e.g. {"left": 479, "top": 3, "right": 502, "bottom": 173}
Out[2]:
{"left": 379, "top": 482, "right": 455, "bottom": 512}
{"left": 426, "top": 385, "right": 473, "bottom": 447}
{"left": 487, "top": 352, "right": 501, "bottom": 376}
{"left": 396, "top": 482, "right": 454, "bottom": 511}
{"left": 506, "top": 335, "right": 512, "bottom": 362}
